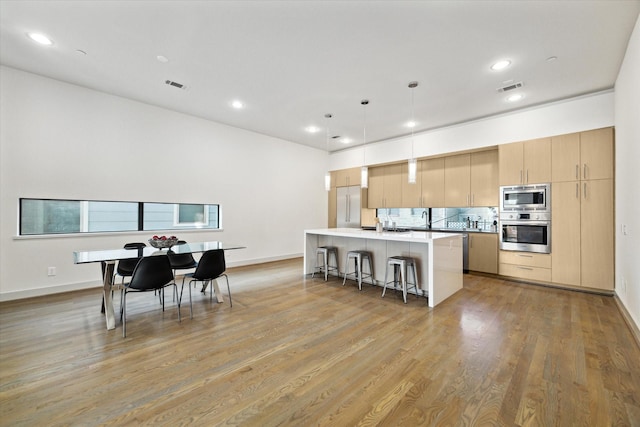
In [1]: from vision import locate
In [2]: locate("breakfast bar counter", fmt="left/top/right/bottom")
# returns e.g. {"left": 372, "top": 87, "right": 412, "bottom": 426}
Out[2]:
{"left": 304, "top": 228, "right": 463, "bottom": 307}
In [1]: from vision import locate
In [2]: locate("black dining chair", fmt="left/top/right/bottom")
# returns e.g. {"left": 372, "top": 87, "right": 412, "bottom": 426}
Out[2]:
{"left": 121, "top": 255, "right": 180, "bottom": 337}
{"left": 114, "top": 242, "right": 147, "bottom": 286}
{"left": 180, "top": 249, "right": 232, "bottom": 319}
{"left": 168, "top": 240, "right": 198, "bottom": 281}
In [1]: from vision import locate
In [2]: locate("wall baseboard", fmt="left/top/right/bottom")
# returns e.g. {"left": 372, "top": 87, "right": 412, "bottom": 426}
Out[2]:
{"left": 614, "top": 294, "right": 640, "bottom": 351}
{"left": 0, "top": 253, "right": 304, "bottom": 302}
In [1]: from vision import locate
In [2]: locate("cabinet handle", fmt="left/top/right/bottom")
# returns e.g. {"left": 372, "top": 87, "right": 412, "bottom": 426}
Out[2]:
{"left": 526, "top": 169, "right": 529, "bottom": 183}
{"left": 583, "top": 164, "right": 587, "bottom": 180}
{"left": 471, "top": 194, "right": 475, "bottom": 206}
{"left": 575, "top": 183, "right": 579, "bottom": 198}
{"left": 517, "top": 266, "right": 534, "bottom": 271}
{"left": 584, "top": 182, "right": 587, "bottom": 199}
{"left": 520, "top": 170, "right": 523, "bottom": 184}
{"left": 466, "top": 194, "right": 470, "bottom": 206}
{"left": 575, "top": 164, "right": 579, "bottom": 180}
{"left": 516, "top": 254, "right": 533, "bottom": 258}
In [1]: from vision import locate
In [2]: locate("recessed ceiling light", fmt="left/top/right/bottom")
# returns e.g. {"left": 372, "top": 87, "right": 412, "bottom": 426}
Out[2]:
{"left": 491, "top": 60, "right": 511, "bottom": 71}
{"left": 506, "top": 93, "right": 523, "bottom": 102}
{"left": 305, "top": 126, "right": 320, "bottom": 133}
{"left": 341, "top": 138, "right": 352, "bottom": 144}
{"left": 231, "top": 100, "right": 244, "bottom": 109}
{"left": 406, "top": 121, "right": 417, "bottom": 128}
{"left": 546, "top": 56, "right": 558, "bottom": 62}
{"left": 156, "top": 55, "right": 169, "bottom": 63}
{"left": 75, "top": 49, "right": 87, "bottom": 55}
{"left": 27, "top": 32, "right": 53, "bottom": 46}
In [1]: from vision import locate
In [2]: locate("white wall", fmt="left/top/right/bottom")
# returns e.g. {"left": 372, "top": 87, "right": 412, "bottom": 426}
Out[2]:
{"left": 614, "top": 16, "right": 640, "bottom": 330}
{"left": 329, "top": 91, "right": 614, "bottom": 170}
{"left": 0, "top": 66, "right": 329, "bottom": 300}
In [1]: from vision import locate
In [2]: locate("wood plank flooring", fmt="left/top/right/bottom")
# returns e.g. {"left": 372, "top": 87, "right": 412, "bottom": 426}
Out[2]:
{"left": 1, "top": 258, "right": 639, "bottom": 426}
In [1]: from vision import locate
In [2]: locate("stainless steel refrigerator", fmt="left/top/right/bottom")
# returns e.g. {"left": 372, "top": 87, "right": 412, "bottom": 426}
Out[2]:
{"left": 337, "top": 186, "right": 361, "bottom": 228}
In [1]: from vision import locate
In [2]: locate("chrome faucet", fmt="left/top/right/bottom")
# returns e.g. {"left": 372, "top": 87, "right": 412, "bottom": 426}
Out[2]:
{"left": 421, "top": 210, "right": 429, "bottom": 229}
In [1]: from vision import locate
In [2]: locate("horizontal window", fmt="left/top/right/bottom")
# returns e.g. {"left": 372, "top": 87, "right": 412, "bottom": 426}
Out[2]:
{"left": 19, "top": 198, "right": 220, "bottom": 236}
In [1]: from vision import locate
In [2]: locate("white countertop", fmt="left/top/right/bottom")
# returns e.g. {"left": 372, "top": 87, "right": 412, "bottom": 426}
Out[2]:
{"left": 305, "top": 228, "right": 462, "bottom": 243}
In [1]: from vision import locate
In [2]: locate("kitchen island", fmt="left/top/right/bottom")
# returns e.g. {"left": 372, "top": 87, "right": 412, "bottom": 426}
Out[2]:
{"left": 304, "top": 228, "right": 463, "bottom": 307}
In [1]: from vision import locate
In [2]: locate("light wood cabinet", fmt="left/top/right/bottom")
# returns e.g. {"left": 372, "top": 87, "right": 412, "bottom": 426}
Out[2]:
{"left": 468, "top": 233, "right": 498, "bottom": 274}
{"left": 328, "top": 186, "right": 337, "bottom": 228}
{"left": 470, "top": 150, "right": 499, "bottom": 206}
{"left": 335, "top": 167, "right": 361, "bottom": 187}
{"left": 444, "top": 154, "right": 471, "bottom": 206}
{"left": 401, "top": 161, "right": 422, "bottom": 208}
{"left": 499, "top": 138, "right": 551, "bottom": 185}
{"left": 499, "top": 251, "right": 551, "bottom": 282}
{"left": 552, "top": 128, "right": 614, "bottom": 182}
{"left": 444, "top": 150, "right": 498, "bottom": 207}
{"left": 420, "top": 158, "right": 445, "bottom": 207}
{"left": 551, "top": 179, "right": 614, "bottom": 290}
{"left": 367, "top": 164, "right": 402, "bottom": 208}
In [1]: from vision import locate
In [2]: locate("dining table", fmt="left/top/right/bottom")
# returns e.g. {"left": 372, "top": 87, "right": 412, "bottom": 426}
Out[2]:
{"left": 73, "top": 241, "right": 246, "bottom": 330}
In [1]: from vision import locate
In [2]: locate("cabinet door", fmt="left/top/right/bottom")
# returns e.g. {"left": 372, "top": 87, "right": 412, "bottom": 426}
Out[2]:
{"left": 383, "top": 164, "right": 403, "bottom": 207}
{"left": 551, "top": 181, "right": 581, "bottom": 286}
{"left": 551, "top": 133, "right": 581, "bottom": 182}
{"left": 470, "top": 150, "right": 498, "bottom": 206}
{"left": 580, "top": 128, "right": 614, "bottom": 181}
{"left": 401, "top": 161, "right": 422, "bottom": 208}
{"left": 468, "top": 233, "right": 498, "bottom": 274}
{"left": 367, "top": 166, "right": 385, "bottom": 208}
{"left": 328, "top": 187, "right": 337, "bottom": 228}
{"left": 581, "top": 179, "right": 614, "bottom": 290}
{"left": 499, "top": 142, "right": 524, "bottom": 185}
{"left": 421, "top": 158, "right": 445, "bottom": 207}
{"left": 523, "top": 138, "right": 551, "bottom": 184}
{"left": 336, "top": 167, "right": 361, "bottom": 187}
{"left": 445, "top": 154, "right": 471, "bottom": 206}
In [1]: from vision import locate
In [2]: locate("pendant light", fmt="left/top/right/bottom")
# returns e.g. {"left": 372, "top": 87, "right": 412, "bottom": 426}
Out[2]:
{"left": 360, "top": 99, "right": 369, "bottom": 189}
{"left": 324, "top": 113, "right": 332, "bottom": 191}
{"left": 407, "top": 81, "right": 419, "bottom": 184}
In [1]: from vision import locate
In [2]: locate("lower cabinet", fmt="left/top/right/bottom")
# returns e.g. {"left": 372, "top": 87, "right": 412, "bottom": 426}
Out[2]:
{"left": 499, "top": 251, "right": 551, "bottom": 282}
{"left": 468, "top": 233, "right": 498, "bottom": 274}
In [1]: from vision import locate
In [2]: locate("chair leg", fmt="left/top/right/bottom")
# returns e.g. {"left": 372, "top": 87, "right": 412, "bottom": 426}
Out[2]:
{"left": 175, "top": 284, "right": 181, "bottom": 322}
{"left": 122, "top": 291, "right": 127, "bottom": 338}
{"left": 188, "top": 279, "right": 193, "bottom": 319}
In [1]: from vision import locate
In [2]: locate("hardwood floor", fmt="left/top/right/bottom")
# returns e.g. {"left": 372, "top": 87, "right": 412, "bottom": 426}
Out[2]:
{"left": 1, "top": 258, "right": 639, "bottom": 426}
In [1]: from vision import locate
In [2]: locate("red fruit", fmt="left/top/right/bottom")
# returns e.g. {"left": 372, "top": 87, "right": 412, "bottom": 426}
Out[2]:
{"left": 170, "top": 236, "right": 177, "bottom": 239}
{"left": 160, "top": 236, "right": 167, "bottom": 240}
{"left": 152, "top": 235, "right": 159, "bottom": 240}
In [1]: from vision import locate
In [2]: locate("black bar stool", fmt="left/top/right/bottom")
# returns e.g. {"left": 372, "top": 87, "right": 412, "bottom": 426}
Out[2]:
{"left": 342, "top": 250, "right": 374, "bottom": 290}
{"left": 311, "top": 246, "right": 339, "bottom": 281}
{"left": 382, "top": 256, "right": 419, "bottom": 303}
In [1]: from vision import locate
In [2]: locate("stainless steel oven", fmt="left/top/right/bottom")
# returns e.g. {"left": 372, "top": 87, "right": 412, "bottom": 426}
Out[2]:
{"left": 500, "top": 184, "right": 551, "bottom": 253}
{"left": 500, "top": 212, "right": 551, "bottom": 253}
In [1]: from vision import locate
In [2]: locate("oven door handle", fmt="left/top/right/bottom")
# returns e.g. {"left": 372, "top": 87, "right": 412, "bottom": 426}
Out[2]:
{"left": 500, "top": 221, "right": 550, "bottom": 227}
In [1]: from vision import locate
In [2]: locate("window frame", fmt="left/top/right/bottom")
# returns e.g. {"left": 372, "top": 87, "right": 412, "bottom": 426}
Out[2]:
{"left": 18, "top": 198, "right": 221, "bottom": 237}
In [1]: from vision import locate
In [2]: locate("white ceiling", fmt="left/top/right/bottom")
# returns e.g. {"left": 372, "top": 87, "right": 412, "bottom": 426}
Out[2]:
{"left": 1, "top": 1, "right": 639, "bottom": 152}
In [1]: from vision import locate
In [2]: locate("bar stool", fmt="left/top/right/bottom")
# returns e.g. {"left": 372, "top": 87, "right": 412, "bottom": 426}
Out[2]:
{"left": 311, "top": 246, "right": 339, "bottom": 281}
{"left": 342, "top": 250, "right": 374, "bottom": 290}
{"left": 382, "top": 256, "right": 419, "bottom": 304}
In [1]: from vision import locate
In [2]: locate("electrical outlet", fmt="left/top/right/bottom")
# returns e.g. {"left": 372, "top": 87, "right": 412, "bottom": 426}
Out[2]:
{"left": 47, "top": 267, "right": 56, "bottom": 276}
{"left": 621, "top": 224, "right": 628, "bottom": 235}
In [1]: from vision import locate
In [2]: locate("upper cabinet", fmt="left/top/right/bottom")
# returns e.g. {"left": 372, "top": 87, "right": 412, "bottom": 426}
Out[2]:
{"left": 444, "top": 150, "right": 498, "bottom": 207}
{"left": 367, "top": 164, "right": 402, "bottom": 208}
{"left": 334, "top": 167, "right": 361, "bottom": 187}
{"left": 552, "top": 127, "right": 613, "bottom": 182}
{"left": 470, "top": 150, "right": 499, "bottom": 206}
{"left": 499, "top": 138, "right": 551, "bottom": 185}
{"left": 401, "top": 161, "right": 422, "bottom": 208}
{"left": 420, "top": 158, "right": 445, "bottom": 207}
{"left": 444, "top": 154, "right": 471, "bottom": 206}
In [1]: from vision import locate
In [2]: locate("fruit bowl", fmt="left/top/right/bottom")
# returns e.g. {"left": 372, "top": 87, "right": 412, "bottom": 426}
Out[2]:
{"left": 148, "top": 236, "right": 179, "bottom": 249}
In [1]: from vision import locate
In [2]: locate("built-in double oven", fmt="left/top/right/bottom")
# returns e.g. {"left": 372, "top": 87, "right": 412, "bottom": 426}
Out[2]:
{"left": 499, "top": 183, "right": 551, "bottom": 254}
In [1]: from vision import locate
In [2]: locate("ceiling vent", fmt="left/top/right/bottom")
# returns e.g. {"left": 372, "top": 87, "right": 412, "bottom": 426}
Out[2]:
{"left": 165, "top": 80, "right": 187, "bottom": 90}
{"left": 497, "top": 81, "right": 523, "bottom": 92}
